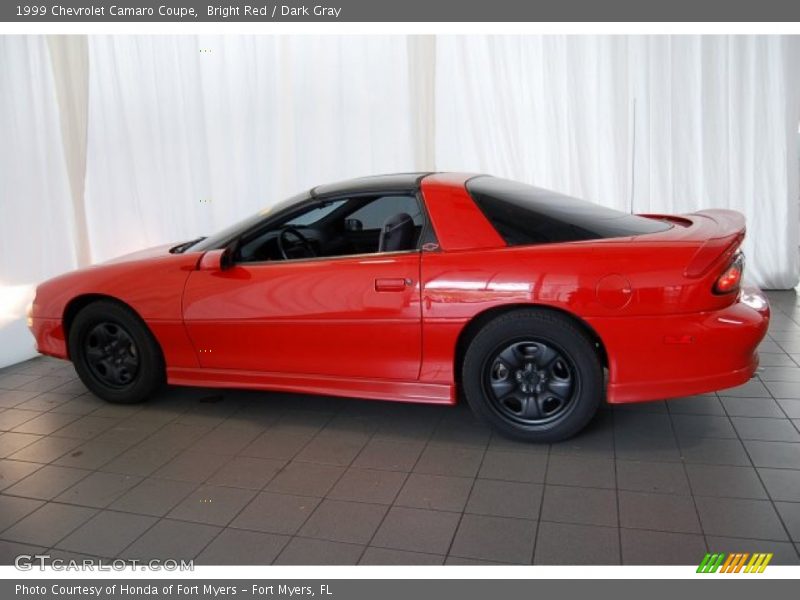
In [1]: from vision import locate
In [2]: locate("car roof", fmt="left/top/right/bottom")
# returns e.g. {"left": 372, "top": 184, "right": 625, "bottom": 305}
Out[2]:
{"left": 311, "top": 173, "right": 433, "bottom": 198}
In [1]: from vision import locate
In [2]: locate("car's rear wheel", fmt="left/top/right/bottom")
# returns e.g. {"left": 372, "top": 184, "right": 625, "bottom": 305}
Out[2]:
{"left": 462, "top": 309, "right": 604, "bottom": 442}
{"left": 68, "top": 300, "right": 164, "bottom": 404}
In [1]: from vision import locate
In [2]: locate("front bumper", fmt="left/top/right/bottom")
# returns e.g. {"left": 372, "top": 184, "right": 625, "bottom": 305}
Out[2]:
{"left": 29, "top": 317, "right": 68, "bottom": 359}
{"left": 591, "top": 286, "right": 770, "bottom": 404}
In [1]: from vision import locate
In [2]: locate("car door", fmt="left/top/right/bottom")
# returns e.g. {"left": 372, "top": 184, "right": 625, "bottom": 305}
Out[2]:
{"left": 181, "top": 223, "right": 422, "bottom": 382}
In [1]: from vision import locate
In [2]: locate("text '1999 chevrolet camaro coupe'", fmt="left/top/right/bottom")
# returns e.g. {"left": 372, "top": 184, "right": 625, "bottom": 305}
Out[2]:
{"left": 29, "top": 173, "right": 770, "bottom": 442}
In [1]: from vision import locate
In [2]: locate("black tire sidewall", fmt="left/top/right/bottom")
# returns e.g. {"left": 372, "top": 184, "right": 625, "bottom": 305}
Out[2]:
{"left": 462, "top": 310, "right": 603, "bottom": 443}
{"left": 68, "top": 301, "right": 164, "bottom": 404}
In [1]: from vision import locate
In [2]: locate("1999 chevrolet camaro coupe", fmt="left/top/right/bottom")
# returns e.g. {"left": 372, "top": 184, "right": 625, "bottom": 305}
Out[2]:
{"left": 29, "top": 173, "right": 769, "bottom": 441}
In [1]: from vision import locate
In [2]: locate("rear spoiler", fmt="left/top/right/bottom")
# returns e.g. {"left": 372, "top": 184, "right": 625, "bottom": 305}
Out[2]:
{"left": 683, "top": 210, "right": 746, "bottom": 278}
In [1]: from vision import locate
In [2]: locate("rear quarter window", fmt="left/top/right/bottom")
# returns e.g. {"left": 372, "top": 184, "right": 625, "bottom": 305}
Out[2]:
{"left": 466, "top": 177, "right": 671, "bottom": 246}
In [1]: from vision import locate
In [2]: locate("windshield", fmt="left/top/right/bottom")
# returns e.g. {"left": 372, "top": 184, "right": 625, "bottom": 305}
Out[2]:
{"left": 187, "top": 191, "right": 311, "bottom": 252}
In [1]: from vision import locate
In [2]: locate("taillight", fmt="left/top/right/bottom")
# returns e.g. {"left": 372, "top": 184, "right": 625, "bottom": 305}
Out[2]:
{"left": 713, "top": 253, "right": 744, "bottom": 294}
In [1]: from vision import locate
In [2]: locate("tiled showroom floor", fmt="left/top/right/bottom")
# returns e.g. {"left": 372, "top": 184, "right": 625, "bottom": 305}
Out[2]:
{"left": 1, "top": 291, "right": 800, "bottom": 566}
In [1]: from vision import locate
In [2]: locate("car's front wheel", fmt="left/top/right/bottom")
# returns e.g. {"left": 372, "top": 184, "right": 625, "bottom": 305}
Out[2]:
{"left": 68, "top": 300, "right": 165, "bottom": 404}
{"left": 462, "top": 309, "right": 604, "bottom": 443}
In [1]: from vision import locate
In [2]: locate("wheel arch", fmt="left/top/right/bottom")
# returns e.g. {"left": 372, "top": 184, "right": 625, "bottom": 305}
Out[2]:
{"left": 453, "top": 303, "right": 609, "bottom": 390}
{"left": 63, "top": 294, "right": 164, "bottom": 362}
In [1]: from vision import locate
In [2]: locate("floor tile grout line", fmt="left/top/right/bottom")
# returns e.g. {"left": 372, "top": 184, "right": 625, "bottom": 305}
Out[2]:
{"left": 191, "top": 397, "right": 292, "bottom": 493}
{"left": 8, "top": 502, "right": 100, "bottom": 557}
{"left": 664, "top": 399, "right": 709, "bottom": 556}
{"left": 757, "top": 369, "right": 800, "bottom": 436}
{"left": 610, "top": 408, "right": 623, "bottom": 565}
{"left": 350, "top": 408, "right": 444, "bottom": 565}
{"left": 3, "top": 409, "right": 84, "bottom": 436}
{"left": 0, "top": 389, "right": 222, "bottom": 539}
{"left": 438, "top": 426, "right": 491, "bottom": 564}
{"left": 225, "top": 401, "right": 373, "bottom": 564}
{"left": 6, "top": 391, "right": 189, "bottom": 469}
{"left": 267, "top": 415, "right": 369, "bottom": 564}
{"left": 6, "top": 385, "right": 302, "bottom": 510}
{"left": 6, "top": 459, "right": 800, "bottom": 512}
{"left": 52, "top": 475, "right": 204, "bottom": 559}
{"left": 140, "top": 400, "right": 341, "bottom": 564}
{"left": 3, "top": 518, "right": 793, "bottom": 563}
{"left": 528, "top": 437, "right": 552, "bottom": 565}
{"left": 734, "top": 374, "right": 800, "bottom": 558}
{"left": 13, "top": 388, "right": 277, "bottom": 561}
{"left": 8, "top": 483, "right": 799, "bottom": 523}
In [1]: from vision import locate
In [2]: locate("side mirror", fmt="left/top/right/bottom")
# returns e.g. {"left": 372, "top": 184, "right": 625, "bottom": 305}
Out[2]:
{"left": 198, "top": 246, "right": 233, "bottom": 272}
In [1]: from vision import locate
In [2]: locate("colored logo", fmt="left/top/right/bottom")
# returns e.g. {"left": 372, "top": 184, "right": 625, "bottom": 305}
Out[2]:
{"left": 697, "top": 552, "right": 773, "bottom": 573}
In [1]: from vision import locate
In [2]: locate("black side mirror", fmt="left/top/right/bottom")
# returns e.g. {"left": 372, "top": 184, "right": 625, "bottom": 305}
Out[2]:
{"left": 221, "top": 240, "right": 238, "bottom": 269}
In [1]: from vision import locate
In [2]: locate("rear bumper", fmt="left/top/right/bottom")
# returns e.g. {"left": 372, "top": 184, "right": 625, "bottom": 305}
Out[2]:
{"left": 591, "top": 286, "right": 770, "bottom": 404}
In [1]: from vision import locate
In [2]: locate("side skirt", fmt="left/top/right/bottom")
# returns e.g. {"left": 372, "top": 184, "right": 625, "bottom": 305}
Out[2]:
{"left": 167, "top": 367, "right": 456, "bottom": 405}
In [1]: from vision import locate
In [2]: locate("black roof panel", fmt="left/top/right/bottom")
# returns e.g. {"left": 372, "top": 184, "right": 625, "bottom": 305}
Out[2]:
{"left": 311, "top": 173, "right": 431, "bottom": 198}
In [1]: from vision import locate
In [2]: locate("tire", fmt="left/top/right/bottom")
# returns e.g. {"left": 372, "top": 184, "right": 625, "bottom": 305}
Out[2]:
{"left": 68, "top": 300, "right": 165, "bottom": 404}
{"left": 462, "top": 309, "right": 604, "bottom": 443}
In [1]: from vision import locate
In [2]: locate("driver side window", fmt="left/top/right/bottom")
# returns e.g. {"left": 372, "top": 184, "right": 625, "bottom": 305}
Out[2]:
{"left": 347, "top": 196, "right": 423, "bottom": 230}
{"left": 236, "top": 194, "right": 425, "bottom": 263}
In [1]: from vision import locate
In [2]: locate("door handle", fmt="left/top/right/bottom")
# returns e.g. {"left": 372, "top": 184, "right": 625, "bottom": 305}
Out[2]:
{"left": 375, "top": 277, "right": 412, "bottom": 292}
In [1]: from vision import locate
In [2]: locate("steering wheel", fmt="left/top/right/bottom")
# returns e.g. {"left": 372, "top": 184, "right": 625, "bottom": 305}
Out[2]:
{"left": 277, "top": 226, "right": 316, "bottom": 260}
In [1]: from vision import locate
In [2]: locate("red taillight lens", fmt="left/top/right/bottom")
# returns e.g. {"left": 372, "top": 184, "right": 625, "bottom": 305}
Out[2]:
{"left": 713, "top": 253, "right": 744, "bottom": 294}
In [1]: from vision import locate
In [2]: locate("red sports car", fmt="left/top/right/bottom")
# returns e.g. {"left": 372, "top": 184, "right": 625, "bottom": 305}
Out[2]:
{"left": 29, "top": 173, "right": 769, "bottom": 442}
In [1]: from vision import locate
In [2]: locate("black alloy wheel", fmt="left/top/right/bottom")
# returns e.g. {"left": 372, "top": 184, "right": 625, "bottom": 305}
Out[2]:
{"left": 484, "top": 339, "right": 576, "bottom": 425}
{"left": 83, "top": 321, "right": 140, "bottom": 389}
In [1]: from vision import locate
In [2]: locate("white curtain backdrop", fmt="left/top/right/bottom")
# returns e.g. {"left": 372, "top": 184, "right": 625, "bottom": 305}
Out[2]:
{"left": 1, "top": 34, "right": 799, "bottom": 367}
{"left": 85, "top": 36, "right": 416, "bottom": 262}
{"left": 48, "top": 35, "right": 91, "bottom": 268}
{"left": 628, "top": 36, "right": 800, "bottom": 289}
{"left": 0, "top": 36, "right": 78, "bottom": 366}
{"left": 436, "top": 35, "right": 800, "bottom": 289}
{"left": 436, "top": 36, "right": 633, "bottom": 211}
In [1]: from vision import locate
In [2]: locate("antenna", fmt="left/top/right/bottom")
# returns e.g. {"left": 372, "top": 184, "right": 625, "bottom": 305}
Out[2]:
{"left": 630, "top": 97, "right": 636, "bottom": 214}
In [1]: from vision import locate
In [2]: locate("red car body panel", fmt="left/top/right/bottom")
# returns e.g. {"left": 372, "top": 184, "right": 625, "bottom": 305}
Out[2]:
{"left": 30, "top": 248, "right": 201, "bottom": 370}
{"left": 422, "top": 173, "right": 507, "bottom": 251}
{"left": 181, "top": 252, "right": 422, "bottom": 380}
{"left": 29, "top": 173, "right": 769, "bottom": 407}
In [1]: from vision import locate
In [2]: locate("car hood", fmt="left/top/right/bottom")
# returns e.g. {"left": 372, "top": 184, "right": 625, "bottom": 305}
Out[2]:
{"left": 102, "top": 242, "right": 180, "bottom": 265}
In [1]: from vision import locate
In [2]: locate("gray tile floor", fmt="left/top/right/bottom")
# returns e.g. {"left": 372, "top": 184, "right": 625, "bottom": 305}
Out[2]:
{"left": 1, "top": 290, "right": 800, "bottom": 565}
